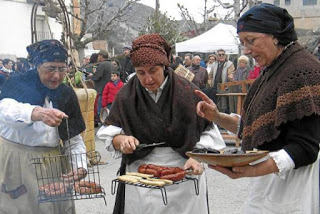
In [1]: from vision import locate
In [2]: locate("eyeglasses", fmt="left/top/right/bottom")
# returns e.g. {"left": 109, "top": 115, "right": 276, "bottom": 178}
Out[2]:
{"left": 240, "top": 34, "right": 263, "bottom": 50}
{"left": 218, "top": 53, "right": 225, "bottom": 57}
{"left": 41, "top": 64, "right": 68, "bottom": 73}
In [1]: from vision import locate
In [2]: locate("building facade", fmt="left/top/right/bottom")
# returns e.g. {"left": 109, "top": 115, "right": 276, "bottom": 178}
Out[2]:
{"left": 0, "top": 0, "right": 67, "bottom": 59}
{"left": 255, "top": 0, "right": 320, "bottom": 30}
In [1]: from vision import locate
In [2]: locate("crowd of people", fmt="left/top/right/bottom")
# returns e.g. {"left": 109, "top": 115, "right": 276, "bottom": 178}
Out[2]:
{"left": 0, "top": 3, "right": 320, "bottom": 214}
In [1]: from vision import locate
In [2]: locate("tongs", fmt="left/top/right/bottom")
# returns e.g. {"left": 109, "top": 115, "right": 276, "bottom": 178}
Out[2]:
{"left": 136, "top": 142, "right": 167, "bottom": 150}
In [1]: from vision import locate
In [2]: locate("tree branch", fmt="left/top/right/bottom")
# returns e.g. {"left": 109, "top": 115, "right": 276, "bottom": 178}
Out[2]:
{"left": 215, "top": 0, "right": 234, "bottom": 9}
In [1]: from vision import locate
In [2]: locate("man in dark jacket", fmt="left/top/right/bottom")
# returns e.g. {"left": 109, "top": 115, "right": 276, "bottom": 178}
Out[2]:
{"left": 188, "top": 55, "right": 208, "bottom": 90}
{"left": 121, "top": 45, "right": 135, "bottom": 82}
{"left": 89, "top": 50, "right": 113, "bottom": 121}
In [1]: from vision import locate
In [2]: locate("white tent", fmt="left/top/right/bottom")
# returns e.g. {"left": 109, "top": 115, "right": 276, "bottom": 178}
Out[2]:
{"left": 175, "top": 23, "right": 240, "bottom": 54}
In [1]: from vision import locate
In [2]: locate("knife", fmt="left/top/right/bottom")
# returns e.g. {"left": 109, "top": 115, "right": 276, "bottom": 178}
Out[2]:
{"left": 136, "top": 142, "right": 167, "bottom": 150}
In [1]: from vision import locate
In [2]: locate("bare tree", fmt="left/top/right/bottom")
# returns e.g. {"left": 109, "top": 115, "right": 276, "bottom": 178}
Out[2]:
{"left": 215, "top": 0, "right": 249, "bottom": 22}
{"left": 64, "top": 0, "right": 140, "bottom": 58}
{"left": 177, "top": 0, "right": 218, "bottom": 36}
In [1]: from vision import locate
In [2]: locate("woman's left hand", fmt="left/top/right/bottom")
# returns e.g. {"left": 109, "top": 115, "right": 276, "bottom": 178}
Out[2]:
{"left": 209, "top": 158, "right": 279, "bottom": 179}
{"left": 184, "top": 157, "right": 204, "bottom": 175}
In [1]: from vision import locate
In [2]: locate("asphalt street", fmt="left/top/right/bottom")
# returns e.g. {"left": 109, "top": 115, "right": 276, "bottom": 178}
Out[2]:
{"left": 75, "top": 133, "right": 250, "bottom": 214}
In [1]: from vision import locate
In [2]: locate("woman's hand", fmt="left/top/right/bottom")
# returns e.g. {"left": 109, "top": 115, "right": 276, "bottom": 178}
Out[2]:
{"left": 31, "top": 107, "right": 68, "bottom": 127}
{"left": 209, "top": 158, "right": 279, "bottom": 179}
{"left": 184, "top": 157, "right": 204, "bottom": 175}
{"left": 194, "top": 90, "right": 221, "bottom": 122}
{"left": 113, "top": 135, "right": 140, "bottom": 154}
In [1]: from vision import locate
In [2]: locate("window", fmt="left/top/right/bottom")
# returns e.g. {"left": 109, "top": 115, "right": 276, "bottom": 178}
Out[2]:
{"left": 285, "top": 0, "right": 291, "bottom": 5}
{"left": 303, "top": 0, "right": 317, "bottom": 5}
{"left": 274, "top": 0, "right": 280, "bottom": 6}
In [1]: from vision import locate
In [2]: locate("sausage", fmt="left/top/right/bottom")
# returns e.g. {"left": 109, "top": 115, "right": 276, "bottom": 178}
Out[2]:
{"left": 39, "top": 182, "right": 69, "bottom": 194}
{"left": 41, "top": 182, "right": 69, "bottom": 197}
{"left": 160, "top": 167, "right": 184, "bottom": 177}
{"left": 145, "top": 168, "right": 160, "bottom": 177}
{"left": 74, "top": 181, "right": 102, "bottom": 194}
{"left": 138, "top": 164, "right": 147, "bottom": 174}
{"left": 160, "top": 171, "right": 186, "bottom": 181}
{"left": 74, "top": 185, "right": 102, "bottom": 194}
{"left": 44, "top": 188, "right": 66, "bottom": 196}
{"left": 146, "top": 164, "right": 168, "bottom": 171}
{"left": 78, "top": 180, "right": 101, "bottom": 189}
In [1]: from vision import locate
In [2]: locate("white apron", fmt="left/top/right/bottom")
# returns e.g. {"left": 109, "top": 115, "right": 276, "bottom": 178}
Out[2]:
{"left": 125, "top": 147, "right": 209, "bottom": 214}
{"left": 0, "top": 137, "right": 75, "bottom": 214}
{"left": 243, "top": 154, "right": 320, "bottom": 214}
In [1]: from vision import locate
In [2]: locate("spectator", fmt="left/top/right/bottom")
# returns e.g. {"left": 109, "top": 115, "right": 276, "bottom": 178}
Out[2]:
{"left": 247, "top": 64, "right": 261, "bottom": 80}
{"left": 2, "top": 59, "right": 13, "bottom": 73}
{"left": 102, "top": 70, "right": 124, "bottom": 110}
{"left": 111, "top": 59, "right": 122, "bottom": 75}
{"left": 234, "top": 55, "right": 251, "bottom": 81}
{"left": 184, "top": 53, "right": 192, "bottom": 67}
{"left": 88, "top": 50, "right": 113, "bottom": 124}
{"left": 206, "top": 54, "right": 217, "bottom": 74}
{"left": 189, "top": 55, "right": 208, "bottom": 89}
{"left": 208, "top": 49, "right": 235, "bottom": 113}
{"left": 169, "top": 56, "right": 183, "bottom": 70}
{"left": 13, "top": 61, "right": 24, "bottom": 73}
{"left": 121, "top": 45, "right": 135, "bottom": 82}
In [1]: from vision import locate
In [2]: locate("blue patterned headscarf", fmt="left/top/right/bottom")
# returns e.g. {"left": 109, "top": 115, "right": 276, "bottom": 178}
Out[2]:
{"left": 27, "top": 39, "right": 68, "bottom": 67}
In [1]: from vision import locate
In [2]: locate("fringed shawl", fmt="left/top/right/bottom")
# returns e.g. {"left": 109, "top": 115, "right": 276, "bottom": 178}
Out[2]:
{"left": 106, "top": 69, "right": 210, "bottom": 164}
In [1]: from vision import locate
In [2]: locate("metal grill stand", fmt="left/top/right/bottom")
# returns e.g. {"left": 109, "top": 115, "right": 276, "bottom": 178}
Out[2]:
{"left": 111, "top": 176, "right": 199, "bottom": 205}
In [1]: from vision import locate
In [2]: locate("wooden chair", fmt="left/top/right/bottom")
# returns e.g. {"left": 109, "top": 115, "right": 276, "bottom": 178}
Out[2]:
{"left": 216, "top": 79, "right": 255, "bottom": 147}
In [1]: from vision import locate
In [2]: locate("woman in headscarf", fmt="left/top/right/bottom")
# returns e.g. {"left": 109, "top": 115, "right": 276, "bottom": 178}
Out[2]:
{"left": 97, "top": 34, "right": 225, "bottom": 214}
{"left": 0, "top": 39, "right": 87, "bottom": 214}
{"left": 196, "top": 3, "right": 320, "bottom": 213}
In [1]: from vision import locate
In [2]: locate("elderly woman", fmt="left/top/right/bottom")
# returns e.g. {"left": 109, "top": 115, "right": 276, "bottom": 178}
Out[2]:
{"left": 97, "top": 34, "right": 225, "bottom": 214}
{"left": 0, "top": 40, "right": 87, "bottom": 214}
{"left": 195, "top": 3, "right": 320, "bottom": 213}
{"left": 233, "top": 55, "right": 250, "bottom": 81}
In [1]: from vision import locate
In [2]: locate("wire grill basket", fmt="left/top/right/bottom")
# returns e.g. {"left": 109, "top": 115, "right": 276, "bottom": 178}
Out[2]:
{"left": 30, "top": 151, "right": 106, "bottom": 205}
{"left": 111, "top": 176, "right": 199, "bottom": 205}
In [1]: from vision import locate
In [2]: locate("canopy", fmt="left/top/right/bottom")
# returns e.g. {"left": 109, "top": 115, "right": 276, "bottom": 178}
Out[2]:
{"left": 176, "top": 23, "right": 240, "bottom": 54}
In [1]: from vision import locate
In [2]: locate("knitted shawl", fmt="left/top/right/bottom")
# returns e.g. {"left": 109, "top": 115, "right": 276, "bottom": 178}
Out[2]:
{"left": 239, "top": 42, "right": 320, "bottom": 151}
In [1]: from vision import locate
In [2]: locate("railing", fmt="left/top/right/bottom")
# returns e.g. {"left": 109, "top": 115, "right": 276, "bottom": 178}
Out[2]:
{"left": 36, "top": 31, "right": 54, "bottom": 41}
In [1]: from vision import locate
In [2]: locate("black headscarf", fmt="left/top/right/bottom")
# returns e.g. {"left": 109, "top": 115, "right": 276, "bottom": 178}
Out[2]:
{"left": 237, "top": 3, "right": 297, "bottom": 46}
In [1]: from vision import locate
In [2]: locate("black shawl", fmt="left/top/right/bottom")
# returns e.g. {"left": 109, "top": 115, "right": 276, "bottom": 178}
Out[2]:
{"left": 0, "top": 69, "right": 85, "bottom": 141}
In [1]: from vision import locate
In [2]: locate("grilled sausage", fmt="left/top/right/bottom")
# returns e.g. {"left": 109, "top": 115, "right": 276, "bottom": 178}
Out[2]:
{"left": 74, "top": 181, "right": 102, "bottom": 194}
{"left": 160, "top": 171, "right": 186, "bottom": 181}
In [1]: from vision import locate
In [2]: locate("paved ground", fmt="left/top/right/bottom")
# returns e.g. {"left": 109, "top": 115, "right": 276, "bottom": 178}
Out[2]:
{"left": 76, "top": 133, "right": 250, "bottom": 214}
